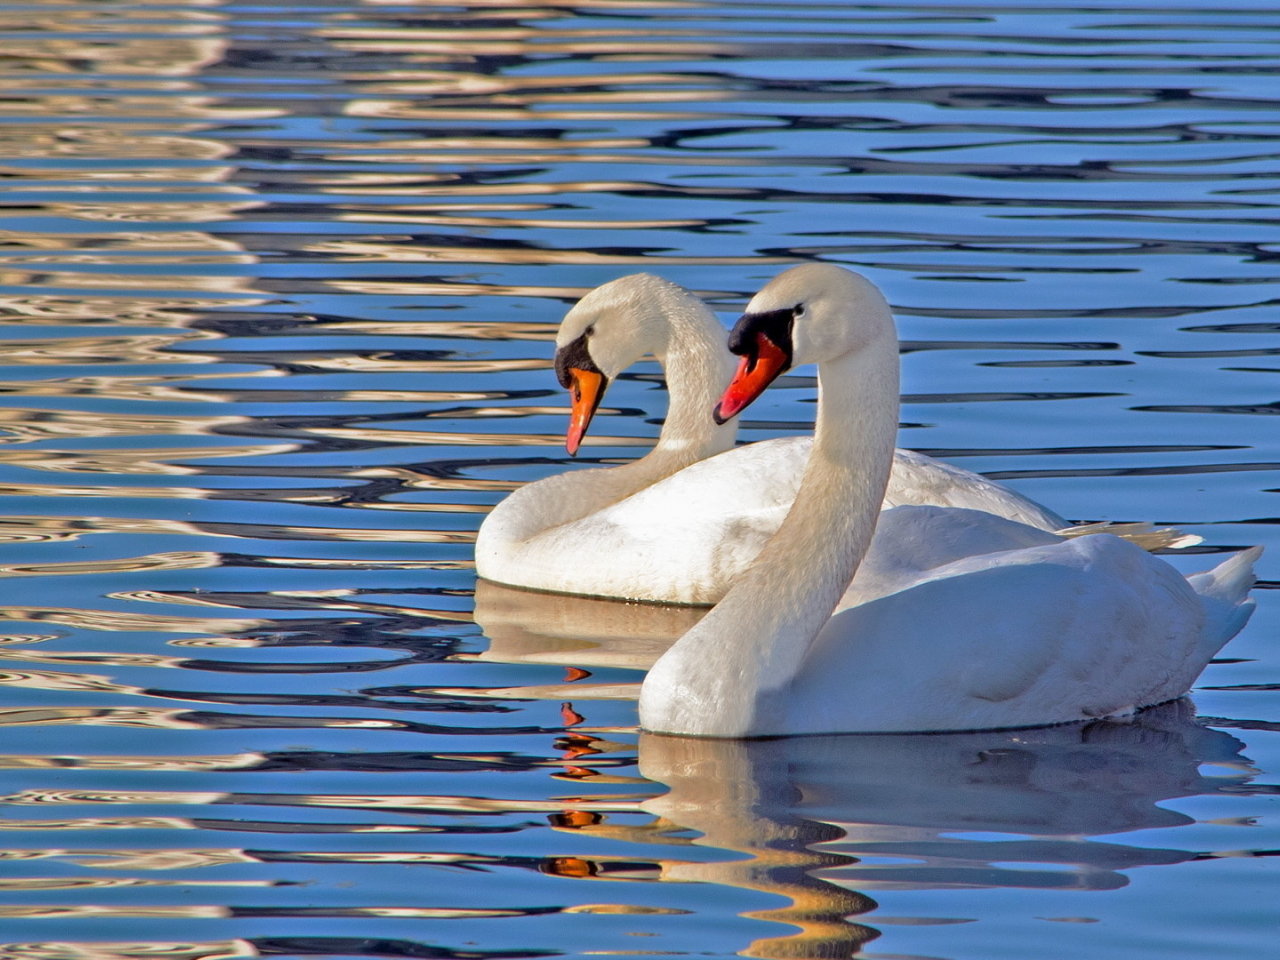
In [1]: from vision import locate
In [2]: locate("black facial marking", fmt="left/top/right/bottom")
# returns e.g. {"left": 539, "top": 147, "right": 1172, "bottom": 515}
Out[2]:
{"left": 554, "top": 332, "right": 605, "bottom": 390}
{"left": 726, "top": 307, "right": 795, "bottom": 371}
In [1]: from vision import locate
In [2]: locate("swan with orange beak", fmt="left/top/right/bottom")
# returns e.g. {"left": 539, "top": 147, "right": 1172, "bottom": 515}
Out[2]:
{"left": 474, "top": 273, "right": 1193, "bottom": 605}
{"left": 554, "top": 327, "right": 610, "bottom": 457}
{"left": 714, "top": 303, "right": 797, "bottom": 425}
{"left": 638, "top": 264, "right": 1258, "bottom": 737}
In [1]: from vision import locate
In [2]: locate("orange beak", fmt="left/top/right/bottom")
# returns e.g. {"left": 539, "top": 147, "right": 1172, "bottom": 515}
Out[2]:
{"left": 713, "top": 331, "right": 790, "bottom": 424}
{"left": 565, "top": 367, "right": 606, "bottom": 456}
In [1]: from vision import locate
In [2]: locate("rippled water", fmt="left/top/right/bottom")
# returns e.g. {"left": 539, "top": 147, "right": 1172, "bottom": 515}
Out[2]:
{"left": 0, "top": 0, "right": 1277, "bottom": 957}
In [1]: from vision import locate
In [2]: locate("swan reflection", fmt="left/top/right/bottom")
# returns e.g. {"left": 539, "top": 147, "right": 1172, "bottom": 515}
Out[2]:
{"left": 630, "top": 702, "right": 1250, "bottom": 957}
{"left": 473, "top": 583, "right": 1254, "bottom": 956}
{"left": 473, "top": 578, "right": 701, "bottom": 672}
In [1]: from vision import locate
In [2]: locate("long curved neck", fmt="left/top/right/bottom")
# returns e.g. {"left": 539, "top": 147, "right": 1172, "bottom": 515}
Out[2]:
{"left": 650, "top": 296, "right": 739, "bottom": 463}
{"left": 479, "top": 293, "right": 738, "bottom": 545}
{"left": 639, "top": 331, "right": 900, "bottom": 737}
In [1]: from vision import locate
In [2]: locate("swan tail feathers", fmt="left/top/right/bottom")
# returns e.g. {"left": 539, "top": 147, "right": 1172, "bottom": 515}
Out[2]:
{"left": 1189, "top": 545, "right": 1263, "bottom": 656}
{"left": 1056, "top": 521, "right": 1203, "bottom": 551}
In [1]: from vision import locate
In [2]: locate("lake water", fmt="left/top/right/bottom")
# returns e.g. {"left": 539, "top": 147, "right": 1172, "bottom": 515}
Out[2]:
{"left": 0, "top": 0, "right": 1277, "bottom": 957}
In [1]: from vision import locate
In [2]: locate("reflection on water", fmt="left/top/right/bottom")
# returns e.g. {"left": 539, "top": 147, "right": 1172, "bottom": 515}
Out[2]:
{"left": 473, "top": 579, "right": 702, "bottom": 668}
{"left": 0, "top": 0, "right": 1276, "bottom": 958}
{"left": 638, "top": 702, "right": 1250, "bottom": 957}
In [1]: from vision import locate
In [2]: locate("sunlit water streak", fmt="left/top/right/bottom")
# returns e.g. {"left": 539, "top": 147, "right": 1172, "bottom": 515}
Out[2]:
{"left": 0, "top": 1, "right": 1276, "bottom": 957}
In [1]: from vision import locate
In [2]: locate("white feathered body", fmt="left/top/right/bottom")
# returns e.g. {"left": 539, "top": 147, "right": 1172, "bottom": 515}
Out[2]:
{"left": 636, "top": 264, "right": 1260, "bottom": 737}
{"left": 791, "top": 515, "right": 1258, "bottom": 733}
{"left": 479, "top": 438, "right": 1068, "bottom": 605}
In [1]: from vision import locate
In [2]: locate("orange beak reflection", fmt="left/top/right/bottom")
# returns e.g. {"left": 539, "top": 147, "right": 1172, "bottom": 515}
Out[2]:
{"left": 565, "top": 367, "right": 606, "bottom": 456}
{"left": 714, "top": 331, "right": 790, "bottom": 424}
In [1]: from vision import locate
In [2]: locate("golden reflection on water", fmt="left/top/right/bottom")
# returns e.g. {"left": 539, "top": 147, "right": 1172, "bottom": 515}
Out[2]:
{"left": 0, "top": 649, "right": 192, "bottom": 669}
{"left": 0, "top": 298, "right": 260, "bottom": 328}
{"left": 344, "top": 101, "right": 727, "bottom": 121}
{"left": 0, "top": 551, "right": 220, "bottom": 576}
{"left": 302, "top": 271, "right": 601, "bottom": 301}
{"left": 0, "top": 879, "right": 272, "bottom": 890}
{"left": 0, "top": 272, "right": 262, "bottom": 296}
{"left": 0, "top": 708, "right": 217, "bottom": 730}
{"left": 0, "top": 669, "right": 147, "bottom": 696}
{"left": 0, "top": 35, "right": 229, "bottom": 79}
{"left": 324, "top": 179, "right": 729, "bottom": 197}
{"left": 0, "top": 907, "right": 231, "bottom": 919}
{"left": 0, "top": 232, "right": 252, "bottom": 264}
{"left": 0, "top": 788, "right": 647, "bottom": 816}
{"left": 319, "top": 246, "right": 782, "bottom": 267}
{"left": 0, "top": 171, "right": 240, "bottom": 186}
{"left": 0, "top": 334, "right": 215, "bottom": 367}
{"left": 255, "top": 556, "right": 472, "bottom": 571}
{"left": 0, "top": 754, "right": 266, "bottom": 771}
{"left": 0, "top": 940, "right": 256, "bottom": 960}
{"left": 0, "top": 485, "right": 212, "bottom": 501}
{"left": 311, "top": 318, "right": 557, "bottom": 340}
{"left": 292, "top": 353, "right": 550, "bottom": 375}
{"left": 0, "top": 409, "right": 247, "bottom": 442}
{"left": 0, "top": 514, "right": 478, "bottom": 571}
{"left": 0, "top": 814, "right": 557, "bottom": 837}
{"left": 0, "top": 606, "right": 264, "bottom": 632}
{"left": 314, "top": 424, "right": 648, "bottom": 449}
{"left": 0, "top": 818, "right": 240, "bottom": 834}
{"left": 0, "top": 904, "right": 558, "bottom": 919}
{"left": 472, "top": 579, "right": 703, "bottom": 671}
{"left": 0, "top": 84, "right": 277, "bottom": 121}
{"left": 28, "top": 850, "right": 257, "bottom": 869}
{"left": 0, "top": 125, "right": 231, "bottom": 160}
{"left": 13, "top": 199, "right": 262, "bottom": 223}
{"left": 0, "top": 445, "right": 298, "bottom": 475}
{"left": 335, "top": 209, "right": 714, "bottom": 230}
{"left": 0, "top": 516, "right": 201, "bottom": 543}
{"left": 325, "top": 148, "right": 752, "bottom": 167}
{"left": 0, "top": 706, "right": 420, "bottom": 730}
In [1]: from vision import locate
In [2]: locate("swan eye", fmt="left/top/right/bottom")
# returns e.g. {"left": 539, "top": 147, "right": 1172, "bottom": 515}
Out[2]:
{"left": 584, "top": 324, "right": 596, "bottom": 338}
{"left": 792, "top": 304, "right": 805, "bottom": 318}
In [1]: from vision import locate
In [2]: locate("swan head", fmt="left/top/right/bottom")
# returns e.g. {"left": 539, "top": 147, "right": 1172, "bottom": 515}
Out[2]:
{"left": 715, "top": 264, "right": 894, "bottom": 423}
{"left": 554, "top": 274, "right": 706, "bottom": 455}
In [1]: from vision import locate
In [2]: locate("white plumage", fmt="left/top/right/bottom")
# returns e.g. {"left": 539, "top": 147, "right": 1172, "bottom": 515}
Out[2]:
{"left": 637, "top": 265, "right": 1259, "bottom": 736}
{"left": 477, "top": 273, "right": 1186, "bottom": 605}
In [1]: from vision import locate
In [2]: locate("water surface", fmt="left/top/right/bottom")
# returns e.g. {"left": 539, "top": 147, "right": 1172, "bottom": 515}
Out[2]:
{"left": 0, "top": 1, "right": 1277, "bottom": 958}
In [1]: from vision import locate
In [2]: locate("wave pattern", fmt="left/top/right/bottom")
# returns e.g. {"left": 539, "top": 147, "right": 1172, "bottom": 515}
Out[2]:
{"left": 0, "top": 1, "right": 1277, "bottom": 958}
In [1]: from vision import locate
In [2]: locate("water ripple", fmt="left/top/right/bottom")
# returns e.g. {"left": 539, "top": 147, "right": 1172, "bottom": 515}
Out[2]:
{"left": 0, "top": 1, "right": 1275, "bottom": 958}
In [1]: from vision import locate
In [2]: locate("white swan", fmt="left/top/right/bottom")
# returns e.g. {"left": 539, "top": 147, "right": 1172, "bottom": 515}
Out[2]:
{"left": 639, "top": 264, "right": 1260, "bottom": 736}
{"left": 477, "top": 273, "right": 1184, "bottom": 605}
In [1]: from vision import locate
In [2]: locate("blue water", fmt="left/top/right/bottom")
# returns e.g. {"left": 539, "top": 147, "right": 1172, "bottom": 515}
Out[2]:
{"left": 0, "top": 1, "right": 1277, "bottom": 957}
